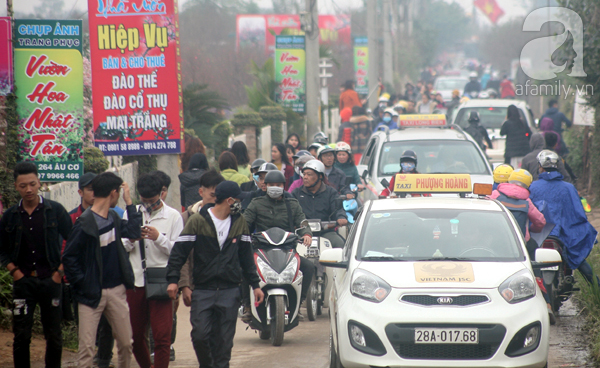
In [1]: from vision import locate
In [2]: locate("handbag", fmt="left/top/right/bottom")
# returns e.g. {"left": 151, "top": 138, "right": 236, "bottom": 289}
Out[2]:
{"left": 140, "top": 239, "right": 171, "bottom": 300}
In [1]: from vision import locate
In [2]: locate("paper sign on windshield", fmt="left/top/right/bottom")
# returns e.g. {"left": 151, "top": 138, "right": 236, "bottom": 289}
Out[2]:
{"left": 414, "top": 262, "right": 475, "bottom": 283}
{"left": 394, "top": 174, "right": 471, "bottom": 193}
{"left": 399, "top": 114, "right": 446, "bottom": 127}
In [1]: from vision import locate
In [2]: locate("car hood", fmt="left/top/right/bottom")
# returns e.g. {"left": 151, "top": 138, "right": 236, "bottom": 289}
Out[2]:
{"left": 358, "top": 261, "right": 528, "bottom": 289}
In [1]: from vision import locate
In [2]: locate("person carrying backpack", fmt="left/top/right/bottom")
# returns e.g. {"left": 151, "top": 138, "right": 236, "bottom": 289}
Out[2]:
{"left": 464, "top": 111, "right": 492, "bottom": 151}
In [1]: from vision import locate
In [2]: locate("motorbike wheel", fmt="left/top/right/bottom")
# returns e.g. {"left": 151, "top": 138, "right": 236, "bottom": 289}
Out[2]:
{"left": 270, "top": 295, "right": 285, "bottom": 346}
{"left": 259, "top": 330, "right": 271, "bottom": 340}
{"left": 306, "top": 279, "right": 318, "bottom": 321}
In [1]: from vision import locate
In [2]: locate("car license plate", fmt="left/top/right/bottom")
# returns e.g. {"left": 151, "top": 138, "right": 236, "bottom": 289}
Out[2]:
{"left": 414, "top": 328, "right": 478, "bottom": 344}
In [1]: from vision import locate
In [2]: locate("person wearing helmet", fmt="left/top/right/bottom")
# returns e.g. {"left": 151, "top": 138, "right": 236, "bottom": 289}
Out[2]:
{"left": 374, "top": 108, "right": 398, "bottom": 132}
{"left": 307, "top": 142, "right": 323, "bottom": 158}
{"left": 241, "top": 162, "right": 292, "bottom": 211}
{"left": 464, "top": 71, "right": 481, "bottom": 96}
{"left": 464, "top": 111, "right": 492, "bottom": 151}
{"left": 492, "top": 164, "right": 513, "bottom": 191}
{"left": 289, "top": 155, "right": 315, "bottom": 193}
{"left": 292, "top": 160, "right": 348, "bottom": 249}
{"left": 317, "top": 145, "right": 352, "bottom": 196}
{"left": 242, "top": 170, "right": 314, "bottom": 321}
{"left": 521, "top": 133, "right": 571, "bottom": 182}
{"left": 380, "top": 150, "right": 427, "bottom": 197}
{"left": 334, "top": 142, "right": 361, "bottom": 186}
{"left": 530, "top": 150, "right": 599, "bottom": 287}
{"left": 291, "top": 149, "right": 312, "bottom": 182}
{"left": 313, "top": 131, "right": 329, "bottom": 146}
{"left": 240, "top": 158, "right": 266, "bottom": 192}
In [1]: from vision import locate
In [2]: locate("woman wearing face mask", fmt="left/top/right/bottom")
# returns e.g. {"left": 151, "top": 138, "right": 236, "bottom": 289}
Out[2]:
{"left": 380, "top": 150, "right": 429, "bottom": 197}
{"left": 373, "top": 108, "right": 398, "bottom": 132}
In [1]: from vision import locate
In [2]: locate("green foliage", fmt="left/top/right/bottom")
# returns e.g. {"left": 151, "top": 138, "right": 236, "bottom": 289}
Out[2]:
{"left": 245, "top": 59, "right": 277, "bottom": 112}
{"left": 230, "top": 111, "right": 264, "bottom": 134}
{"left": 83, "top": 147, "right": 109, "bottom": 174}
{"left": 122, "top": 155, "right": 157, "bottom": 176}
{"left": 573, "top": 245, "right": 600, "bottom": 361}
{"left": 0, "top": 93, "right": 19, "bottom": 212}
{"left": 0, "top": 269, "right": 11, "bottom": 329}
{"left": 260, "top": 106, "right": 286, "bottom": 143}
{"left": 183, "top": 84, "right": 229, "bottom": 154}
{"left": 563, "top": 127, "right": 585, "bottom": 180}
{"left": 284, "top": 109, "right": 306, "bottom": 145}
{"left": 211, "top": 120, "right": 233, "bottom": 157}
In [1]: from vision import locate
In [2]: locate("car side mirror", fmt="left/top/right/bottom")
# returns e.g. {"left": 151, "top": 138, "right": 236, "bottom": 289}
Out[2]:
{"left": 356, "top": 164, "right": 368, "bottom": 181}
{"left": 531, "top": 248, "right": 562, "bottom": 269}
{"left": 381, "top": 178, "right": 390, "bottom": 188}
{"left": 319, "top": 248, "right": 348, "bottom": 269}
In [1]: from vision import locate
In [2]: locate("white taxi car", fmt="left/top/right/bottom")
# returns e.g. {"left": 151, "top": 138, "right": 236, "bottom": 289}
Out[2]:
{"left": 357, "top": 115, "right": 493, "bottom": 202}
{"left": 321, "top": 175, "right": 560, "bottom": 368}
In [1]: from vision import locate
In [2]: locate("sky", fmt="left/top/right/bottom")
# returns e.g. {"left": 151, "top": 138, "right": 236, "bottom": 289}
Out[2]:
{"left": 2, "top": 0, "right": 531, "bottom": 24}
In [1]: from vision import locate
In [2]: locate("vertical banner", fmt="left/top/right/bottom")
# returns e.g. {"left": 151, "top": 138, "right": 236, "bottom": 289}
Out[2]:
{"left": 274, "top": 35, "right": 306, "bottom": 113}
{"left": 14, "top": 20, "right": 84, "bottom": 182}
{"left": 0, "top": 17, "right": 12, "bottom": 96}
{"left": 88, "top": 0, "right": 184, "bottom": 156}
{"left": 354, "top": 37, "right": 368, "bottom": 96}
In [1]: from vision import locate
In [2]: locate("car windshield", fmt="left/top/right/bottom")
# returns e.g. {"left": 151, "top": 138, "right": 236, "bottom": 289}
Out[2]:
{"left": 434, "top": 78, "right": 468, "bottom": 91}
{"left": 358, "top": 209, "right": 524, "bottom": 262}
{"left": 453, "top": 107, "right": 527, "bottom": 130}
{"left": 378, "top": 140, "right": 490, "bottom": 176}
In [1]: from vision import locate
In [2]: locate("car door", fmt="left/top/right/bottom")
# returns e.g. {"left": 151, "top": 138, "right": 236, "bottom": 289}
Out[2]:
{"left": 358, "top": 137, "right": 380, "bottom": 202}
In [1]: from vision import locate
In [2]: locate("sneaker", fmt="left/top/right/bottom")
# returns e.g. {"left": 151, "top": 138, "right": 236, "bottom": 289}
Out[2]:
{"left": 170, "top": 346, "right": 176, "bottom": 361}
{"left": 241, "top": 306, "right": 252, "bottom": 323}
{"left": 547, "top": 304, "right": 556, "bottom": 325}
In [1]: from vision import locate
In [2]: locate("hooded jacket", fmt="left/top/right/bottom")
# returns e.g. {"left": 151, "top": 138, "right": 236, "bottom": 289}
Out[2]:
{"left": 529, "top": 171, "right": 597, "bottom": 269}
{"left": 179, "top": 169, "right": 206, "bottom": 208}
{"left": 521, "top": 133, "right": 571, "bottom": 182}
{"left": 166, "top": 203, "right": 260, "bottom": 290}
{"left": 244, "top": 195, "right": 312, "bottom": 238}
{"left": 500, "top": 117, "right": 532, "bottom": 159}
{"left": 349, "top": 115, "right": 373, "bottom": 155}
{"left": 220, "top": 168, "right": 250, "bottom": 186}
{"left": 62, "top": 206, "right": 141, "bottom": 308}
{"left": 489, "top": 183, "right": 546, "bottom": 241}
{"left": 334, "top": 161, "right": 361, "bottom": 186}
{"left": 541, "top": 107, "right": 572, "bottom": 134}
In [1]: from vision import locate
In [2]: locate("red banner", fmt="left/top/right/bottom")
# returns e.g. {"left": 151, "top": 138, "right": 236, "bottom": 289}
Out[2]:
{"left": 236, "top": 14, "right": 351, "bottom": 54}
{"left": 88, "top": 0, "right": 183, "bottom": 156}
{"left": 474, "top": 0, "right": 504, "bottom": 24}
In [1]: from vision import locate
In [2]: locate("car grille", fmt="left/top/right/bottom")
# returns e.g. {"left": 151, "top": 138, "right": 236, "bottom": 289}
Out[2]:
{"left": 401, "top": 294, "right": 489, "bottom": 306}
{"left": 385, "top": 323, "right": 506, "bottom": 360}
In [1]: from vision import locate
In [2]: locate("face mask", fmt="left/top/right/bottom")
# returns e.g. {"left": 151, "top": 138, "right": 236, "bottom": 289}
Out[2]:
{"left": 229, "top": 200, "right": 242, "bottom": 215}
{"left": 253, "top": 174, "right": 260, "bottom": 184}
{"left": 143, "top": 199, "right": 161, "bottom": 214}
{"left": 383, "top": 116, "right": 392, "bottom": 123}
{"left": 401, "top": 162, "right": 416, "bottom": 172}
{"left": 267, "top": 186, "right": 284, "bottom": 199}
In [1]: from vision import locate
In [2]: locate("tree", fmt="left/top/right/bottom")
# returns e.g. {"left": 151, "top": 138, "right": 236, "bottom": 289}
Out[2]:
{"left": 245, "top": 59, "right": 278, "bottom": 112}
{"left": 183, "top": 84, "right": 230, "bottom": 153}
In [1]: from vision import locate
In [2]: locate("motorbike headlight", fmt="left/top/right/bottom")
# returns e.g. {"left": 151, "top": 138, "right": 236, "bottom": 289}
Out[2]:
{"left": 498, "top": 269, "right": 536, "bottom": 304}
{"left": 256, "top": 256, "right": 299, "bottom": 284}
{"left": 351, "top": 269, "right": 391, "bottom": 303}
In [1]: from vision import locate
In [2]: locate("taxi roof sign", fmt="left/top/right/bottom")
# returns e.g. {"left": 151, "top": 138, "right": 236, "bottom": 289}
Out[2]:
{"left": 394, "top": 174, "right": 472, "bottom": 193}
{"left": 399, "top": 114, "right": 446, "bottom": 127}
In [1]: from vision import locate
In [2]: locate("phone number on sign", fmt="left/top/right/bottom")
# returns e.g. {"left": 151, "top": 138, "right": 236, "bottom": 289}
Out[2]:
{"left": 97, "top": 141, "right": 177, "bottom": 152}
{"left": 39, "top": 173, "right": 80, "bottom": 180}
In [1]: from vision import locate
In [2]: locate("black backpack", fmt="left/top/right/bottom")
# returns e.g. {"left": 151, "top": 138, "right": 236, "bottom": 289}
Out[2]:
{"left": 465, "top": 123, "right": 485, "bottom": 150}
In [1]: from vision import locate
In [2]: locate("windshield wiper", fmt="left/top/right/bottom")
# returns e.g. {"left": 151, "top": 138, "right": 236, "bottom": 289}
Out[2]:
{"left": 361, "top": 256, "right": 405, "bottom": 261}
{"left": 417, "top": 257, "right": 476, "bottom": 261}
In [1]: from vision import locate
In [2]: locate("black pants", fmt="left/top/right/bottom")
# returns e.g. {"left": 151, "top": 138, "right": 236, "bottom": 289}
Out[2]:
{"left": 12, "top": 276, "right": 62, "bottom": 368}
{"left": 190, "top": 288, "right": 241, "bottom": 368}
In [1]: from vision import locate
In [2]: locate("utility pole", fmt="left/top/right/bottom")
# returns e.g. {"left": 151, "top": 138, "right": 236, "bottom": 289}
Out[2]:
{"left": 366, "top": 0, "right": 379, "bottom": 110}
{"left": 304, "top": 0, "right": 320, "bottom": 142}
{"left": 382, "top": 0, "right": 394, "bottom": 89}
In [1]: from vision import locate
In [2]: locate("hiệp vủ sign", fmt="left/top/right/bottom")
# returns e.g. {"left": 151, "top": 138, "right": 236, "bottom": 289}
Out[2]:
{"left": 14, "top": 19, "right": 84, "bottom": 182}
{"left": 88, "top": 0, "right": 184, "bottom": 156}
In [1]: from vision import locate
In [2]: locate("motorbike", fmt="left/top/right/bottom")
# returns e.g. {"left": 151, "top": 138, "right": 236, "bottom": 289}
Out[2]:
{"left": 246, "top": 227, "right": 303, "bottom": 346}
{"left": 540, "top": 236, "right": 578, "bottom": 313}
{"left": 296, "top": 219, "right": 337, "bottom": 321}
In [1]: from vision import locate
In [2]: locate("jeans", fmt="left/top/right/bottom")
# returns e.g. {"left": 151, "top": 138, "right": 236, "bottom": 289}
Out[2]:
{"left": 578, "top": 259, "right": 600, "bottom": 286}
{"left": 12, "top": 276, "right": 63, "bottom": 368}
{"left": 190, "top": 288, "right": 240, "bottom": 368}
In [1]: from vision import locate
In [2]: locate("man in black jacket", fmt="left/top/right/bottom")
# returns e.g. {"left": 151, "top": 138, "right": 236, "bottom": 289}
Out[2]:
{"left": 317, "top": 146, "right": 352, "bottom": 196}
{"left": 292, "top": 160, "right": 348, "bottom": 249}
{"left": 166, "top": 181, "right": 264, "bottom": 368}
{"left": 0, "top": 162, "right": 72, "bottom": 368}
{"left": 63, "top": 172, "right": 142, "bottom": 368}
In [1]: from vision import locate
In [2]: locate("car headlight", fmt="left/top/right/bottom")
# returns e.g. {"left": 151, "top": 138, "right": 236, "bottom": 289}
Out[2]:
{"left": 498, "top": 269, "right": 536, "bottom": 303}
{"left": 351, "top": 269, "right": 391, "bottom": 303}
{"left": 256, "top": 256, "right": 299, "bottom": 284}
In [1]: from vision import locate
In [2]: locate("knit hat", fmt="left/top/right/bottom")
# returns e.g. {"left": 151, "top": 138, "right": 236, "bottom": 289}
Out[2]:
{"left": 340, "top": 107, "right": 352, "bottom": 122}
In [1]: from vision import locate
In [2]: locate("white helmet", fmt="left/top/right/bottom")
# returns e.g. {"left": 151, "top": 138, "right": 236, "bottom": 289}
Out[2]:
{"left": 302, "top": 159, "right": 325, "bottom": 176}
{"left": 378, "top": 95, "right": 389, "bottom": 103}
{"left": 537, "top": 150, "right": 559, "bottom": 169}
{"left": 469, "top": 71, "right": 478, "bottom": 78}
{"left": 335, "top": 141, "right": 352, "bottom": 153}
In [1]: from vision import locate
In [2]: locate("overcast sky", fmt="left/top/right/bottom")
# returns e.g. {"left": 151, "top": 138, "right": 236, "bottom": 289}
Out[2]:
{"left": 2, "top": 0, "right": 530, "bottom": 24}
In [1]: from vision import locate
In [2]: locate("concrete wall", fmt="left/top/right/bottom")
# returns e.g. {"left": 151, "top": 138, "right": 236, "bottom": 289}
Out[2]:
{"left": 42, "top": 162, "right": 139, "bottom": 211}
{"left": 156, "top": 155, "right": 181, "bottom": 211}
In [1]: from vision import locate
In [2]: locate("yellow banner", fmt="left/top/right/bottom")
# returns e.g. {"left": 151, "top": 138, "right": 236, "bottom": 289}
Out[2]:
{"left": 394, "top": 174, "right": 472, "bottom": 193}
{"left": 398, "top": 114, "right": 446, "bottom": 127}
{"left": 414, "top": 262, "right": 475, "bottom": 283}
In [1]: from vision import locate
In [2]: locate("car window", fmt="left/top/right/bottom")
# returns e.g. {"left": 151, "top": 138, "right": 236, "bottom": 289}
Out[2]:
{"left": 361, "top": 136, "right": 378, "bottom": 171}
{"left": 378, "top": 140, "right": 490, "bottom": 176}
{"left": 343, "top": 207, "right": 363, "bottom": 262}
{"left": 358, "top": 209, "right": 524, "bottom": 262}
{"left": 454, "top": 106, "right": 527, "bottom": 130}
{"left": 434, "top": 78, "right": 468, "bottom": 91}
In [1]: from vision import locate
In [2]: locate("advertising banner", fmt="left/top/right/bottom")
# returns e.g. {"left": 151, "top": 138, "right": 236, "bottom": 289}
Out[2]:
{"left": 274, "top": 35, "right": 305, "bottom": 113}
{"left": 237, "top": 14, "right": 351, "bottom": 54}
{"left": 14, "top": 19, "right": 84, "bottom": 182}
{"left": 0, "top": 17, "right": 12, "bottom": 96}
{"left": 353, "top": 37, "right": 368, "bottom": 95}
{"left": 88, "top": 0, "right": 184, "bottom": 156}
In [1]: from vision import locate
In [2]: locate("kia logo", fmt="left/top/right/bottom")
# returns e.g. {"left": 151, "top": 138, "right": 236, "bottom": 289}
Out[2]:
{"left": 437, "top": 297, "right": 453, "bottom": 305}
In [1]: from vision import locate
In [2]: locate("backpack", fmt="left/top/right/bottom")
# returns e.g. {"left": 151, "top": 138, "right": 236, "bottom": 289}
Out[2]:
{"left": 465, "top": 123, "right": 485, "bottom": 150}
{"left": 497, "top": 193, "right": 529, "bottom": 237}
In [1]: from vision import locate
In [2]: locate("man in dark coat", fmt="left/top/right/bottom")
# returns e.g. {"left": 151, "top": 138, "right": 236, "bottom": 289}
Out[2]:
{"left": 540, "top": 99, "right": 572, "bottom": 156}
{"left": 521, "top": 133, "right": 571, "bottom": 182}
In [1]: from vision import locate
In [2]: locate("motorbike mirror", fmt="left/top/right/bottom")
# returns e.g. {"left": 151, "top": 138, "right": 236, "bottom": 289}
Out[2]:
{"left": 535, "top": 248, "right": 562, "bottom": 263}
{"left": 356, "top": 165, "right": 369, "bottom": 182}
{"left": 299, "top": 219, "right": 309, "bottom": 228}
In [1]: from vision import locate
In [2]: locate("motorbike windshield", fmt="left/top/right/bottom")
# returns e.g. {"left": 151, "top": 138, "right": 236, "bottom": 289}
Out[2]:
{"left": 358, "top": 209, "right": 525, "bottom": 262}
{"left": 378, "top": 140, "right": 490, "bottom": 176}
